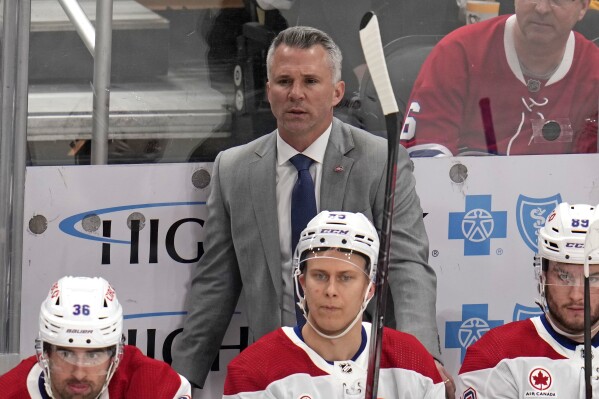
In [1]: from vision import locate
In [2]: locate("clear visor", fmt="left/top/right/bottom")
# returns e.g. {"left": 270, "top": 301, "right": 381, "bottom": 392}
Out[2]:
{"left": 48, "top": 345, "right": 114, "bottom": 372}
{"left": 298, "top": 248, "right": 371, "bottom": 280}
{"left": 544, "top": 268, "right": 599, "bottom": 289}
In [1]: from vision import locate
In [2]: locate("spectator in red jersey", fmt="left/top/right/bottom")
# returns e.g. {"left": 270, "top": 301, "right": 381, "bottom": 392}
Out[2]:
{"left": 401, "top": 0, "right": 598, "bottom": 156}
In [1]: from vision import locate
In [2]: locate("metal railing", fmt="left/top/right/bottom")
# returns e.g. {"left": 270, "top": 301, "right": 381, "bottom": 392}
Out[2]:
{"left": 0, "top": 0, "right": 32, "bottom": 359}
{"left": 0, "top": 0, "right": 114, "bottom": 365}
{"left": 58, "top": 0, "right": 114, "bottom": 164}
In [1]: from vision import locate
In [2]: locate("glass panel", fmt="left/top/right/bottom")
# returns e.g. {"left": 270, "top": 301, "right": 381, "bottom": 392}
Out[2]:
{"left": 25, "top": 0, "right": 598, "bottom": 164}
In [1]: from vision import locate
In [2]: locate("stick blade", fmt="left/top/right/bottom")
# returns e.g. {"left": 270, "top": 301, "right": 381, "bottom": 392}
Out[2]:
{"left": 359, "top": 11, "right": 399, "bottom": 116}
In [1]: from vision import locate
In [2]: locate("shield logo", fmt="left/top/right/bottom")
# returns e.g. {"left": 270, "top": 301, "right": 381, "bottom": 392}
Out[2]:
{"left": 513, "top": 303, "right": 543, "bottom": 321}
{"left": 516, "top": 194, "right": 562, "bottom": 252}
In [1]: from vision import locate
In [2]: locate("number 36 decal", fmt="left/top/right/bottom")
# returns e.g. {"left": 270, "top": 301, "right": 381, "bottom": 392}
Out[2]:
{"left": 73, "top": 304, "right": 90, "bottom": 315}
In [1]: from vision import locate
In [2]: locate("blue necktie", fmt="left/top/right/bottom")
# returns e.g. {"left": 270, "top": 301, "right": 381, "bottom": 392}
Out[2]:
{"left": 289, "top": 154, "right": 317, "bottom": 325}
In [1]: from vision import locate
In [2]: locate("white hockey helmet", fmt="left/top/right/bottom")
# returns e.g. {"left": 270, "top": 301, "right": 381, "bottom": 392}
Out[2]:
{"left": 293, "top": 211, "right": 379, "bottom": 339}
{"left": 537, "top": 203, "right": 599, "bottom": 267}
{"left": 36, "top": 276, "right": 124, "bottom": 398}
{"left": 293, "top": 210, "right": 379, "bottom": 281}
{"left": 38, "top": 276, "right": 123, "bottom": 348}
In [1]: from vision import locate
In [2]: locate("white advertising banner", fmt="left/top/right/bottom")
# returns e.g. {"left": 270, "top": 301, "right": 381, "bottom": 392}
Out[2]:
{"left": 21, "top": 163, "right": 242, "bottom": 398}
{"left": 21, "top": 154, "right": 599, "bottom": 397}
{"left": 415, "top": 154, "right": 599, "bottom": 377}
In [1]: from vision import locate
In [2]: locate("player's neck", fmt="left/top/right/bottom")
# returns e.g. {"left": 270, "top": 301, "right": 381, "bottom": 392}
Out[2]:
{"left": 513, "top": 32, "right": 566, "bottom": 78}
{"left": 546, "top": 312, "right": 599, "bottom": 343}
{"left": 277, "top": 116, "right": 332, "bottom": 152}
{"left": 302, "top": 322, "right": 363, "bottom": 362}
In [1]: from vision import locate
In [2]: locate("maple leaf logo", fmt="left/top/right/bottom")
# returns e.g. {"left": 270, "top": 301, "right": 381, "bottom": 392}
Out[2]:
{"left": 533, "top": 371, "right": 549, "bottom": 386}
{"left": 528, "top": 368, "right": 552, "bottom": 391}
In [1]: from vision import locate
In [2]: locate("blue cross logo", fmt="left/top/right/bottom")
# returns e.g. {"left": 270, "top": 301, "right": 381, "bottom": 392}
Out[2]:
{"left": 446, "top": 304, "right": 503, "bottom": 362}
{"left": 449, "top": 195, "right": 507, "bottom": 256}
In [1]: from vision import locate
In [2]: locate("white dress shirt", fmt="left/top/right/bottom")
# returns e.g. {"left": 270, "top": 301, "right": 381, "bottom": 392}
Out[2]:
{"left": 276, "top": 124, "right": 331, "bottom": 326}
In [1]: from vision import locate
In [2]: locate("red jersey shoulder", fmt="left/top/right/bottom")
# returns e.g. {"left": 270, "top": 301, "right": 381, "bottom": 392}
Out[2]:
{"left": 108, "top": 345, "right": 185, "bottom": 399}
{"left": 224, "top": 328, "right": 327, "bottom": 394}
{"left": 571, "top": 33, "right": 599, "bottom": 79}
{"left": 0, "top": 356, "right": 38, "bottom": 398}
{"left": 380, "top": 327, "right": 442, "bottom": 383}
{"left": 230, "top": 328, "right": 326, "bottom": 378}
{"left": 459, "top": 319, "right": 565, "bottom": 374}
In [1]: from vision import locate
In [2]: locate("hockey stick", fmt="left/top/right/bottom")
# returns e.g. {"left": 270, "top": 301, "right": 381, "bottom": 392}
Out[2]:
{"left": 584, "top": 219, "right": 599, "bottom": 399}
{"left": 478, "top": 98, "right": 498, "bottom": 155}
{"left": 359, "top": 11, "right": 400, "bottom": 399}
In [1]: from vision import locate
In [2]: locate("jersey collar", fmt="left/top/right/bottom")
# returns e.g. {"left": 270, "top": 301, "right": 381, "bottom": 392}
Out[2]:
{"left": 540, "top": 313, "right": 599, "bottom": 351}
{"left": 293, "top": 324, "right": 368, "bottom": 364}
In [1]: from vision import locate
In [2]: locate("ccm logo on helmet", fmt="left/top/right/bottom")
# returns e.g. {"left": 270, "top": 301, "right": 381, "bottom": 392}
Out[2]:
{"left": 320, "top": 229, "right": 349, "bottom": 235}
{"left": 565, "top": 243, "right": 584, "bottom": 248}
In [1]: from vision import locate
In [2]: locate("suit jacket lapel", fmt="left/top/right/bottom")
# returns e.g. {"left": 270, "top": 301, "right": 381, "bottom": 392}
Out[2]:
{"left": 249, "top": 134, "right": 283, "bottom": 301}
{"left": 321, "top": 118, "right": 355, "bottom": 211}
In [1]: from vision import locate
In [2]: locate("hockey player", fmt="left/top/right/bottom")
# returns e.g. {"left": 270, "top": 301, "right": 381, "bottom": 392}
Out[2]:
{"left": 223, "top": 211, "right": 445, "bottom": 398}
{"left": 400, "top": 0, "right": 598, "bottom": 156}
{"left": 0, "top": 276, "right": 191, "bottom": 399}
{"left": 456, "top": 202, "right": 599, "bottom": 398}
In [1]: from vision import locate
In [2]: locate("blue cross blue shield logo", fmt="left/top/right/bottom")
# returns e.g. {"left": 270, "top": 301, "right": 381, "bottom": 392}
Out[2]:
{"left": 516, "top": 194, "right": 562, "bottom": 252}
{"left": 513, "top": 303, "right": 543, "bottom": 321}
{"left": 446, "top": 304, "right": 503, "bottom": 362}
{"left": 449, "top": 195, "right": 507, "bottom": 256}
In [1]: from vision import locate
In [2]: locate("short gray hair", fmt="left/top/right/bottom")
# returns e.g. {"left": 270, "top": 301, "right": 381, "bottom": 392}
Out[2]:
{"left": 266, "top": 26, "right": 343, "bottom": 83}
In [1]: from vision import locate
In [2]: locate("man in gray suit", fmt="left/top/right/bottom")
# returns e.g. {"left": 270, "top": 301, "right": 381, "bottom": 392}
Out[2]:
{"left": 172, "top": 25, "right": 449, "bottom": 395}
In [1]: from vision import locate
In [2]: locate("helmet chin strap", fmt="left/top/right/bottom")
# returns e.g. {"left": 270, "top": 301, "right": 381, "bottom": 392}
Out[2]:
{"left": 537, "top": 280, "right": 599, "bottom": 343}
{"left": 298, "top": 281, "right": 374, "bottom": 340}
{"left": 544, "top": 308, "right": 599, "bottom": 343}
{"left": 537, "top": 298, "right": 599, "bottom": 342}
{"left": 36, "top": 338, "right": 123, "bottom": 399}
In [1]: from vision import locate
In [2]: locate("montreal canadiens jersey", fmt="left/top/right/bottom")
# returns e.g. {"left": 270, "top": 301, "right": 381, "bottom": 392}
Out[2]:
{"left": 456, "top": 315, "right": 599, "bottom": 398}
{"left": 0, "top": 345, "right": 192, "bottom": 399}
{"left": 400, "top": 14, "right": 599, "bottom": 156}
{"left": 223, "top": 322, "right": 444, "bottom": 398}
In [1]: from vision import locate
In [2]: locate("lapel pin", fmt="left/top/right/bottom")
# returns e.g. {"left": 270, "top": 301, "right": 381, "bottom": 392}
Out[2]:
{"left": 334, "top": 166, "right": 344, "bottom": 173}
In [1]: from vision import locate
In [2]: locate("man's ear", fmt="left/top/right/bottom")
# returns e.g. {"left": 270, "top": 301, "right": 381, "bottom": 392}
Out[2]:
{"left": 331, "top": 80, "right": 345, "bottom": 107}
{"left": 578, "top": 0, "right": 591, "bottom": 21}
{"left": 299, "top": 274, "right": 306, "bottom": 290}
{"left": 367, "top": 282, "right": 375, "bottom": 301}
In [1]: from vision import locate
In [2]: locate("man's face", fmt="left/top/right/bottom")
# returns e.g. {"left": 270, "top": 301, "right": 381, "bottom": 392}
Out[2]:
{"left": 299, "top": 249, "right": 372, "bottom": 336}
{"left": 47, "top": 346, "right": 112, "bottom": 399}
{"left": 544, "top": 261, "right": 599, "bottom": 335}
{"left": 266, "top": 44, "right": 344, "bottom": 146}
{"left": 515, "top": 0, "right": 588, "bottom": 45}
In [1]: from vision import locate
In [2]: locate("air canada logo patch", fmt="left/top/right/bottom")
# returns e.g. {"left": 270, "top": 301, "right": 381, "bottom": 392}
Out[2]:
{"left": 524, "top": 367, "right": 556, "bottom": 397}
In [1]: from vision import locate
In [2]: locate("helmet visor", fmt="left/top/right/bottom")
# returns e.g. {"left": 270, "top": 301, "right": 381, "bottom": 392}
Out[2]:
{"left": 48, "top": 345, "right": 114, "bottom": 374}
{"left": 299, "top": 248, "right": 371, "bottom": 280}
{"left": 544, "top": 267, "right": 599, "bottom": 290}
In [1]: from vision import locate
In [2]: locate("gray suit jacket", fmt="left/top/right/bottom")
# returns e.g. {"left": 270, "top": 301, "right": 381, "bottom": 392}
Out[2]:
{"left": 172, "top": 118, "right": 439, "bottom": 387}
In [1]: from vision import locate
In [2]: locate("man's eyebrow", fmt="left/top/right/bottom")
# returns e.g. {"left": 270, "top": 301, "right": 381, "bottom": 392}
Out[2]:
{"left": 308, "top": 267, "right": 328, "bottom": 273}
{"left": 301, "top": 73, "right": 320, "bottom": 79}
{"left": 55, "top": 346, "right": 70, "bottom": 351}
